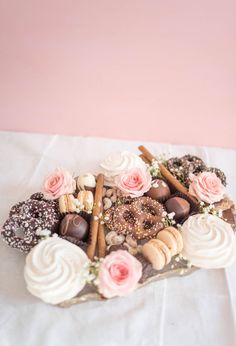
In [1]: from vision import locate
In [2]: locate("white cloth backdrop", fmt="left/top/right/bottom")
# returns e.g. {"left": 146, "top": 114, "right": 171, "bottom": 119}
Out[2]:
{"left": 0, "top": 132, "right": 236, "bottom": 346}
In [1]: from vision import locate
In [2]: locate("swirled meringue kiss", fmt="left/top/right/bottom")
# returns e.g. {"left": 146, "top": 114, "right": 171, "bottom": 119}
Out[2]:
{"left": 182, "top": 214, "right": 236, "bottom": 269}
{"left": 24, "top": 237, "right": 89, "bottom": 304}
{"left": 100, "top": 151, "right": 147, "bottom": 186}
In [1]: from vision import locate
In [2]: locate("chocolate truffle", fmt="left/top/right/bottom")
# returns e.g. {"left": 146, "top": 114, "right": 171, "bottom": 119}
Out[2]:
{"left": 59, "top": 214, "right": 89, "bottom": 241}
{"left": 145, "top": 179, "right": 170, "bottom": 202}
{"left": 165, "top": 197, "right": 190, "bottom": 221}
{"left": 77, "top": 173, "right": 96, "bottom": 193}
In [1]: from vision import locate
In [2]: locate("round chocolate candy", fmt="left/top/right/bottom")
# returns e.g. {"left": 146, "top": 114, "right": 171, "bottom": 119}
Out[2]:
{"left": 145, "top": 179, "right": 170, "bottom": 202}
{"left": 59, "top": 214, "right": 89, "bottom": 241}
{"left": 165, "top": 197, "right": 190, "bottom": 221}
{"left": 77, "top": 173, "right": 96, "bottom": 193}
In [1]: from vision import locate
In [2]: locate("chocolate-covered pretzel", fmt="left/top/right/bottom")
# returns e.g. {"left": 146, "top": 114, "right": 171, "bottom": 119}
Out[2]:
{"left": 207, "top": 167, "right": 227, "bottom": 186}
{"left": 167, "top": 155, "right": 207, "bottom": 187}
{"left": 1, "top": 193, "right": 60, "bottom": 253}
{"left": 105, "top": 197, "right": 165, "bottom": 240}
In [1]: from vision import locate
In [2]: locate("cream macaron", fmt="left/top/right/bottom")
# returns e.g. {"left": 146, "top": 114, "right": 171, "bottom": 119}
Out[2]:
{"left": 142, "top": 239, "right": 171, "bottom": 270}
{"left": 59, "top": 194, "right": 80, "bottom": 214}
{"left": 157, "top": 227, "right": 183, "bottom": 256}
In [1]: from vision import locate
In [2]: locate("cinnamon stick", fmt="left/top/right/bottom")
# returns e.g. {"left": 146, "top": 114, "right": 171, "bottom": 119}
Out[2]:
{"left": 86, "top": 174, "right": 104, "bottom": 260}
{"left": 98, "top": 221, "right": 106, "bottom": 258}
{"left": 138, "top": 145, "right": 198, "bottom": 204}
{"left": 139, "top": 154, "right": 151, "bottom": 164}
{"left": 138, "top": 145, "right": 155, "bottom": 163}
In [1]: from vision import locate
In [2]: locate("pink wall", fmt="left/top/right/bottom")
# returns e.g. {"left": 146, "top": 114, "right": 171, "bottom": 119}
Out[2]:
{"left": 0, "top": 0, "right": 235, "bottom": 148}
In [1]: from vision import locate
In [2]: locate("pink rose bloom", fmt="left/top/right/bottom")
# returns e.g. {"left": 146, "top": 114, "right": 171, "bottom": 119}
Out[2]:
{"left": 98, "top": 250, "right": 142, "bottom": 298}
{"left": 189, "top": 171, "right": 224, "bottom": 204}
{"left": 42, "top": 168, "right": 76, "bottom": 200}
{"left": 115, "top": 168, "right": 152, "bottom": 198}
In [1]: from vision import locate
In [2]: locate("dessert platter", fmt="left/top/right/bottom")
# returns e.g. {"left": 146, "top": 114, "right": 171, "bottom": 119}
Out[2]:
{"left": 1, "top": 145, "right": 236, "bottom": 307}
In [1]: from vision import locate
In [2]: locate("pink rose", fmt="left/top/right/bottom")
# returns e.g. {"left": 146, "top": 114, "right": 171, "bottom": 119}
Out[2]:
{"left": 189, "top": 171, "right": 224, "bottom": 204}
{"left": 98, "top": 250, "right": 142, "bottom": 298}
{"left": 42, "top": 168, "right": 76, "bottom": 200}
{"left": 115, "top": 168, "right": 152, "bottom": 198}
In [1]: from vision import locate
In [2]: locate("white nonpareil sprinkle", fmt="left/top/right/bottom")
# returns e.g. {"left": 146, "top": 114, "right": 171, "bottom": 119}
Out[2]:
{"left": 152, "top": 183, "right": 159, "bottom": 188}
{"left": 35, "top": 228, "right": 51, "bottom": 237}
{"left": 93, "top": 279, "right": 99, "bottom": 286}
{"left": 168, "top": 212, "right": 175, "bottom": 219}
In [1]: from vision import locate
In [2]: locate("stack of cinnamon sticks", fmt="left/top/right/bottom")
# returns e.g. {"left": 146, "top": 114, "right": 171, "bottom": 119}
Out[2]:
{"left": 86, "top": 174, "right": 106, "bottom": 260}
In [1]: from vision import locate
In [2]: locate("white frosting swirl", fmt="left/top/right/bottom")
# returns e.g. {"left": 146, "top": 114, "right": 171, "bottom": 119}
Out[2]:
{"left": 24, "top": 237, "right": 89, "bottom": 304}
{"left": 100, "top": 151, "right": 147, "bottom": 186}
{"left": 182, "top": 214, "right": 236, "bottom": 268}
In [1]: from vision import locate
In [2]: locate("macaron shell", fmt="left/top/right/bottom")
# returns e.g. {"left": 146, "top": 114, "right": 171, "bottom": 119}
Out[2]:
{"left": 142, "top": 241, "right": 166, "bottom": 270}
{"left": 154, "top": 239, "right": 172, "bottom": 265}
{"left": 59, "top": 195, "right": 67, "bottom": 214}
{"left": 166, "top": 227, "right": 184, "bottom": 254}
{"left": 157, "top": 230, "right": 178, "bottom": 256}
{"left": 67, "top": 195, "right": 76, "bottom": 212}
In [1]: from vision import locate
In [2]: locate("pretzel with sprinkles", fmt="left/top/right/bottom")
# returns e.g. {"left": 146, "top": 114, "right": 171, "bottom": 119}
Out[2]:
{"left": 105, "top": 196, "right": 165, "bottom": 240}
{"left": 1, "top": 193, "right": 61, "bottom": 253}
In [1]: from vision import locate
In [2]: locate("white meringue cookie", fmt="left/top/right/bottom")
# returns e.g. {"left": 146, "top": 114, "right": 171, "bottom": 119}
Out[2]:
{"left": 24, "top": 237, "right": 89, "bottom": 304}
{"left": 100, "top": 151, "right": 147, "bottom": 186}
{"left": 182, "top": 214, "right": 236, "bottom": 269}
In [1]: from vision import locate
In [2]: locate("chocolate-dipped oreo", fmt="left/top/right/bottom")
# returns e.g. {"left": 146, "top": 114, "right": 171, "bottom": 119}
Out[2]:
{"left": 145, "top": 179, "right": 170, "bottom": 202}
{"left": 165, "top": 197, "right": 190, "bottom": 221}
{"left": 59, "top": 214, "right": 89, "bottom": 241}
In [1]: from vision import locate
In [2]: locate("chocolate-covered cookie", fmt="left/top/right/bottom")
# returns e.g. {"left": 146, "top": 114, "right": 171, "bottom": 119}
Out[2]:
{"left": 207, "top": 167, "right": 227, "bottom": 186}
{"left": 1, "top": 193, "right": 60, "bottom": 253}
{"left": 167, "top": 155, "right": 206, "bottom": 187}
{"left": 105, "top": 196, "right": 165, "bottom": 240}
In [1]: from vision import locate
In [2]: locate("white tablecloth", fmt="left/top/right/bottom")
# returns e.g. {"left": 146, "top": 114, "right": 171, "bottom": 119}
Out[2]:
{"left": 0, "top": 131, "right": 236, "bottom": 346}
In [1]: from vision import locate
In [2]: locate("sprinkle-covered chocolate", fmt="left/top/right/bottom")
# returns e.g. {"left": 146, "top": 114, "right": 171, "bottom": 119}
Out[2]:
{"left": 167, "top": 155, "right": 207, "bottom": 187}
{"left": 1, "top": 193, "right": 61, "bottom": 253}
{"left": 105, "top": 196, "right": 165, "bottom": 240}
{"left": 207, "top": 167, "right": 227, "bottom": 186}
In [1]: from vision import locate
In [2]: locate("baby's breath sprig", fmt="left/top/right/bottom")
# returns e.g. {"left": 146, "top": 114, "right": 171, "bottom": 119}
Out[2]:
{"left": 199, "top": 201, "right": 223, "bottom": 218}
{"left": 82, "top": 257, "right": 103, "bottom": 287}
{"left": 171, "top": 167, "right": 187, "bottom": 187}
{"left": 146, "top": 160, "right": 161, "bottom": 178}
{"left": 146, "top": 155, "right": 168, "bottom": 178}
{"left": 162, "top": 211, "right": 176, "bottom": 227}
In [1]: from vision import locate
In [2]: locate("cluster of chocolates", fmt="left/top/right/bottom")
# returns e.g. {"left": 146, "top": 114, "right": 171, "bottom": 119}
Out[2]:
{"left": 1, "top": 145, "right": 235, "bottom": 306}
{"left": 1, "top": 174, "right": 97, "bottom": 253}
